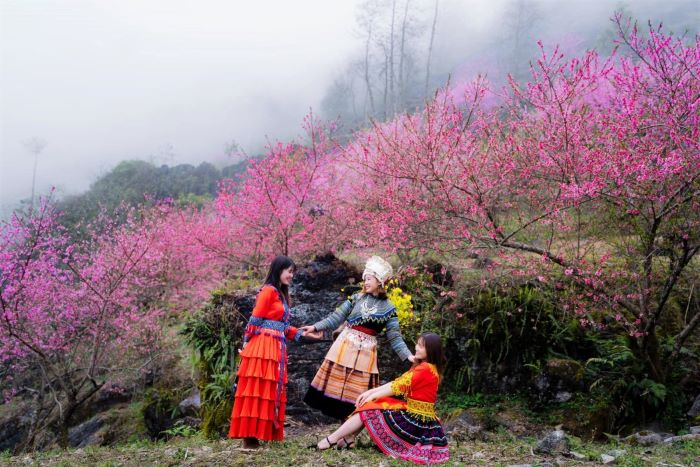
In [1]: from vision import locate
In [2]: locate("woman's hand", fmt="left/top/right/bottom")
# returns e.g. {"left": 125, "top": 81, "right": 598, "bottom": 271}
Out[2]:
{"left": 300, "top": 325, "right": 323, "bottom": 340}
{"left": 407, "top": 354, "right": 416, "bottom": 363}
{"left": 356, "top": 389, "right": 375, "bottom": 407}
{"left": 303, "top": 330, "right": 324, "bottom": 340}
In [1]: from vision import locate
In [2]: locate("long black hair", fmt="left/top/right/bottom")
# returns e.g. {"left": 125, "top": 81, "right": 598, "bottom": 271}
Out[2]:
{"left": 416, "top": 332, "right": 446, "bottom": 377}
{"left": 263, "top": 255, "right": 296, "bottom": 305}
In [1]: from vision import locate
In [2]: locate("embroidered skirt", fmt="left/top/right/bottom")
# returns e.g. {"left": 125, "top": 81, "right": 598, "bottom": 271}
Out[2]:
{"left": 304, "top": 327, "right": 379, "bottom": 419}
{"left": 356, "top": 399, "right": 449, "bottom": 465}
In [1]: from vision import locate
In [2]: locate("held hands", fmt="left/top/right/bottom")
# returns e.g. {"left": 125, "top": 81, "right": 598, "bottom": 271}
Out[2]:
{"left": 300, "top": 325, "right": 323, "bottom": 341}
{"left": 304, "top": 330, "right": 324, "bottom": 340}
{"left": 408, "top": 354, "right": 416, "bottom": 363}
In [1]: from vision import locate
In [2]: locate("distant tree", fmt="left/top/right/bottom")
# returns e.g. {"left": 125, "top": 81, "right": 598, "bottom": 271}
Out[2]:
{"left": 323, "top": 0, "right": 431, "bottom": 127}
{"left": 321, "top": 73, "right": 362, "bottom": 132}
{"left": 499, "top": 0, "right": 542, "bottom": 82}
{"left": 57, "top": 160, "right": 229, "bottom": 235}
{"left": 424, "top": 0, "right": 439, "bottom": 96}
{"left": 22, "top": 138, "right": 47, "bottom": 210}
{"left": 221, "top": 158, "right": 252, "bottom": 179}
{"left": 193, "top": 162, "right": 221, "bottom": 195}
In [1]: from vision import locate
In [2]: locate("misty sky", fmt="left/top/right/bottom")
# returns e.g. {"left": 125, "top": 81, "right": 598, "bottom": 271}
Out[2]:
{"left": 1, "top": 0, "right": 697, "bottom": 215}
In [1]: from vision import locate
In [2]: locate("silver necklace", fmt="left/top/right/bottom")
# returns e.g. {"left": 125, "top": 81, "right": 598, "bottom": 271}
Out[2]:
{"left": 359, "top": 296, "right": 378, "bottom": 319}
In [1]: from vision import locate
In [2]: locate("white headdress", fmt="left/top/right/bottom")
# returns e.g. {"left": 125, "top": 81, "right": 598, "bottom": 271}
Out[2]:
{"left": 362, "top": 255, "right": 393, "bottom": 286}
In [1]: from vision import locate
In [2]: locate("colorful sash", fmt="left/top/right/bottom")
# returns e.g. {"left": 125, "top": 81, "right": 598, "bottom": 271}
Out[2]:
{"left": 246, "top": 288, "right": 292, "bottom": 429}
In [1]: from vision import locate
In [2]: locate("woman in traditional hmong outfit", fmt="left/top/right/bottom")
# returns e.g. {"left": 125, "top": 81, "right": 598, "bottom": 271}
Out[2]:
{"left": 301, "top": 256, "right": 414, "bottom": 420}
{"left": 228, "top": 256, "right": 306, "bottom": 449}
{"left": 315, "top": 332, "right": 449, "bottom": 465}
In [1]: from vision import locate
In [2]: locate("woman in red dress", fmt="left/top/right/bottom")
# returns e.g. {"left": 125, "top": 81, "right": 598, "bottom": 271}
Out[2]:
{"left": 228, "top": 255, "right": 310, "bottom": 449}
{"left": 315, "top": 332, "right": 449, "bottom": 465}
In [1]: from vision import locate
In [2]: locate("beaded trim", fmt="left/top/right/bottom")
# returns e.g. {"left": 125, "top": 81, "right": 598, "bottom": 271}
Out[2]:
{"left": 338, "top": 326, "right": 378, "bottom": 350}
{"left": 406, "top": 398, "right": 438, "bottom": 421}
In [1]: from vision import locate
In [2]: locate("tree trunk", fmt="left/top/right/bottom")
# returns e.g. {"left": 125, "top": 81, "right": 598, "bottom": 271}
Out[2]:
{"left": 389, "top": 0, "right": 397, "bottom": 116}
{"left": 670, "top": 288, "right": 700, "bottom": 365}
{"left": 364, "top": 21, "right": 376, "bottom": 116}
{"left": 425, "top": 0, "right": 439, "bottom": 97}
{"left": 383, "top": 45, "right": 389, "bottom": 119}
{"left": 642, "top": 330, "right": 664, "bottom": 383}
{"left": 398, "top": 0, "right": 411, "bottom": 110}
{"left": 31, "top": 152, "right": 39, "bottom": 209}
{"left": 58, "top": 422, "right": 70, "bottom": 449}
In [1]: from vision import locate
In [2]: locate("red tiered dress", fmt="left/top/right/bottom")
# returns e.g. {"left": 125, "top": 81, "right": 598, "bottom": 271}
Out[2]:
{"left": 228, "top": 285, "right": 301, "bottom": 441}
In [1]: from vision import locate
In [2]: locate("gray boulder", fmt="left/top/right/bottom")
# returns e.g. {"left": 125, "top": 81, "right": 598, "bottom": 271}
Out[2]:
{"left": 688, "top": 394, "right": 700, "bottom": 418}
{"left": 178, "top": 389, "right": 201, "bottom": 417}
{"left": 623, "top": 430, "right": 663, "bottom": 446}
{"left": 534, "top": 429, "right": 569, "bottom": 455}
{"left": 68, "top": 414, "right": 105, "bottom": 448}
{"left": 443, "top": 411, "right": 486, "bottom": 441}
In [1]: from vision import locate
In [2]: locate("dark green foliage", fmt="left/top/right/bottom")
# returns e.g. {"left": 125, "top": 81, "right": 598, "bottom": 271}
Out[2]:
{"left": 57, "top": 159, "right": 251, "bottom": 236}
{"left": 438, "top": 284, "right": 590, "bottom": 394}
{"left": 180, "top": 288, "right": 247, "bottom": 438}
{"left": 461, "top": 286, "right": 582, "bottom": 365}
{"left": 583, "top": 334, "right": 697, "bottom": 434}
{"left": 141, "top": 388, "right": 182, "bottom": 439}
{"left": 393, "top": 265, "right": 698, "bottom": 436}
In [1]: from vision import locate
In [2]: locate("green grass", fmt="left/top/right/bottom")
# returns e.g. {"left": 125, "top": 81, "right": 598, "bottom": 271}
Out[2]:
{"left": 3, "top": 429, "right": 698, "bottom": 466}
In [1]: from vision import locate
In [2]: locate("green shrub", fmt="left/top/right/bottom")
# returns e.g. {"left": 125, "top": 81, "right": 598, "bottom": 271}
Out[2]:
{"left": 180, "top": 288, "right": 248, "bottom": 438}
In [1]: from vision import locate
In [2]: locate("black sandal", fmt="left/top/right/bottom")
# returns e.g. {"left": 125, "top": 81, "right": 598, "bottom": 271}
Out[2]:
{"left": 337, "top": 436, "right": 355, "bottom": 449}
{"left": 310, "top": 436, "right": 337, "bottom": 450}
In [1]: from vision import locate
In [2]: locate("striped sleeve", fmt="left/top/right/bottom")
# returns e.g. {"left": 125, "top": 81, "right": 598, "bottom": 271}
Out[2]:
{"left": 312, "top": 294, "right": 356, "bottom": 331}
{"left": 385, "top": 313, "right": 412, "bottom": 361}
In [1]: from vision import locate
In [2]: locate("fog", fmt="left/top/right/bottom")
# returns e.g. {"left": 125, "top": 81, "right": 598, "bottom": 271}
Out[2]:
{"left": 1, "top": 0, "right": 697, "bottom": 217}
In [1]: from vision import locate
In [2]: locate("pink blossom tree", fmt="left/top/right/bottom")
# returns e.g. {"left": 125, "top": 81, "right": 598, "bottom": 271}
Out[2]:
{"left": 213, "top": 115, "right": 354, "bottom": 270}
{"left": 2, "top": 16, "right": 696, "bottom": 451}
{"left": 344, "top": 16, "right": 699, "bottom": 382}
{"left": 0, "top": 198, "right": 170, "bottom": 448}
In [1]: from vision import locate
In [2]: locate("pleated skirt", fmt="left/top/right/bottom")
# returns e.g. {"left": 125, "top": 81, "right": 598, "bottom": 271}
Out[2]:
{"left": 228, "top": 330, "right": 286, "bottom": 441}
{"left": 304, "top": 327, "right": 379, "bottom": 419}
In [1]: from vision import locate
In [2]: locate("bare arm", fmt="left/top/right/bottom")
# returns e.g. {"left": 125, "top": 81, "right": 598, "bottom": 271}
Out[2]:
{"left": 356, "top": 381, "right": 394, "bottom": 407}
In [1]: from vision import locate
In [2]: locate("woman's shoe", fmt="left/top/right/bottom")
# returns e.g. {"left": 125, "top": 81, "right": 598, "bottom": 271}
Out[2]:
{"left": 238, "top": 437, "right": 261, "bottom": 451}
{"left": 313, "top": 436, "right": 337, "bottom": 450}
{"left": 337, "top": 436, "right": 356, "bottom": 449}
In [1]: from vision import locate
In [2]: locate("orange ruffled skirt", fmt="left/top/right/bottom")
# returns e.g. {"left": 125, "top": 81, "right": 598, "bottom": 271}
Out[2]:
{"left": 354, "top": 396, "right": 407, "bottom": 414}
{"left": 228, "top": 330, "right": 287, "bottom": 441}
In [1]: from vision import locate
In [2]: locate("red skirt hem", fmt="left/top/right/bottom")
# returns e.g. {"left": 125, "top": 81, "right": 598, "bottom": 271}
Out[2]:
{"left": 228, "top": 332, "right": 286, "bottom": 441}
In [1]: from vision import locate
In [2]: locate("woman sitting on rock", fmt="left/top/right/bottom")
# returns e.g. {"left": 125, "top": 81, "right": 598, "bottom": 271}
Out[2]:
{"left": 315, "top": 332, "right": 449, "bottom": 465}
{"left": 300, "top": 255, "right": 414, "bottom": 420}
